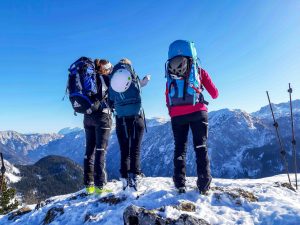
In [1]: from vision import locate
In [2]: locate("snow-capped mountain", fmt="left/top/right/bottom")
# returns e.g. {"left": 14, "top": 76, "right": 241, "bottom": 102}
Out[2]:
{"left": 1, "top": 100, "right": 300, "bottom": 180}
{"left": 0, "top": 174, "right": 299, "bottom": 225}
{"left": 252, "top": 99, "right": 300, "bottom": 120}
{"left": 27, "top": 130, "right": 85, "bottom": 164}
{"left": 58, "top": 127, "right": 82, "bottom": 135}
{"left": 208, "top": 108, "right": 274, "bottom": 178}
{"left": 0, "top": 131, "right": 62, "bottom": 164}
{"left": 146, "top": 117, "right": 169, "bottom": 127}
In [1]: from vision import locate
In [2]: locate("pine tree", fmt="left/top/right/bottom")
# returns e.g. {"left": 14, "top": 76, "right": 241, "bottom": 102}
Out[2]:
{"left": 0, "top": 175, "right": 19, "bottom": 215}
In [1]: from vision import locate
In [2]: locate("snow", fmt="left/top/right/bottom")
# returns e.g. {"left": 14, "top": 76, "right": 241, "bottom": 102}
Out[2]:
{"left": 146, "top": 117, "right": 168, "bottom": 127}
{"left": 252, "top": 100, "right": 300, "bottom": 120}
{"left": 4, "top": 160, "right": 21, "bottom": 183}
{"left": 5, "top": 173, "right": 21, "bottom": 183}
{"left": 0, "top": 174, "right": 299, "bottom": 225}
{"left": 58, "top": 127, "right": 82, "bottom": 135}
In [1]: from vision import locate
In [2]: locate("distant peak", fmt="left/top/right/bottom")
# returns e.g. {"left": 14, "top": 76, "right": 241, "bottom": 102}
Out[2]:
{"left": 58, "top": 127, "right": 82, "bottom": 135}
{"left": 146, "top": 117, "right": 168, "bottom": 127}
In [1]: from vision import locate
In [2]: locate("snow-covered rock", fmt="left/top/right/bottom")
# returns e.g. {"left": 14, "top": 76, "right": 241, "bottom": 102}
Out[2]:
{"left": 0, "top": 174, "right": 299, "bottom": 225}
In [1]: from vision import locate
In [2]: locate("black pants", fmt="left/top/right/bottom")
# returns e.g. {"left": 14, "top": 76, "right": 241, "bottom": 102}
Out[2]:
{"left": 83, "top": 112, "right": 112, "bottom": 187}
{"left": 171, "top": 111, "right": 211, "bottom": 191}
{"left": 116, "top": 116, "right": 145, "bottom": 178}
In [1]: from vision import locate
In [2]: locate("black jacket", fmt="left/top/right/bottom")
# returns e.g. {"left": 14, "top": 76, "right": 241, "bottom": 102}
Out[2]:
{"left": 88, "top": 73, "right": 110, "bottom": 114}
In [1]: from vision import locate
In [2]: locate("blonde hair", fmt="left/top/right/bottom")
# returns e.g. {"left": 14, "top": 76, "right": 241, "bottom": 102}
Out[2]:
{"left": 119, "top": 58, "right": 132, "bottom": 65}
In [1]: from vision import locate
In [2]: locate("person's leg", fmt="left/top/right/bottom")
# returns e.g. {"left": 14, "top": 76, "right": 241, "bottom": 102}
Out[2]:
{"left": 171, "top": 117, "right": 190, "bottom": 189}
{"left": 116, "top": 117, "right": 130, "bottom": 179}
{"left": 83, "top": 125, "right": 96, "bottom": 186}
{"left": 129, "top": 116, "right": 145, "bottom": 175}
{"left": 190, "top": 111, "right": 211, "bottom": 192}
{"left": 94, "top": 113, "right": 112, "bottom": 187}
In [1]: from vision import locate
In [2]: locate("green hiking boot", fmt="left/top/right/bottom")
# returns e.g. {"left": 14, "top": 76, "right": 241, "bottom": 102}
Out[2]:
{"left": 95, "top": 186, "right": 113, "bottom": 195}
{"left": 86, "top": 185, "right": 95, "bottom": 195}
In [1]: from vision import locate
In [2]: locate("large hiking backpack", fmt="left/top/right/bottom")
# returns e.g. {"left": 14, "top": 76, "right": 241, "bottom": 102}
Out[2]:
{"left": 109, "top": 63, "right": 142, "bottom": 117}
{"left": 165, "top": 40, "right": 207, "bottom": 106}
{"left": 67, "top": 57, "right": 98, "bottom": 114}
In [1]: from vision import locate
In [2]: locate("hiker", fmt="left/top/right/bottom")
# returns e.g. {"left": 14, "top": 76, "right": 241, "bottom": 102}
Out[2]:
{"left": 109, "top": 58, "right": 150, "bottom": 191}
{"left": 165, "top": 40, "right": 219, "bottom": 194}
{"left": 83, "top": 59, "right": 113, "bottom": 194}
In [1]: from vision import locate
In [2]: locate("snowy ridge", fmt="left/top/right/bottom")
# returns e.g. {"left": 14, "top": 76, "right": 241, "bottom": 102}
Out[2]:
{"left": 3, "top": 159, "right": 21, "bottom": 183}
{"left": 1, "top": 100, "right": 300, "bottom": 179}
{"left": 251, "top": 99, "right": 300, "bottom": 120}
{"left": 0, "top": 131, "right": 62, "bottom": 156}
{"left": 146, "top": 117, "right": 168, "bottom": 127}
{"left": 58, "top": 127, "right": 82, "bottom": 135}
{"left": 0, "top": 174, "right": 299, "bottom": 225}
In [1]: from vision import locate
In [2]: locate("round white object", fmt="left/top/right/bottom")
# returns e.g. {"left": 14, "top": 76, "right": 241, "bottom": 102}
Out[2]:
{"left": 111, "top": 69, "right": 132, "bottom": 93}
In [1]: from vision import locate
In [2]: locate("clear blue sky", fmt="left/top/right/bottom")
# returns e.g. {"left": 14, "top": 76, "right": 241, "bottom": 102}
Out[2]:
{"left": 1, "top": 0, "right": 300, "bottom": 133}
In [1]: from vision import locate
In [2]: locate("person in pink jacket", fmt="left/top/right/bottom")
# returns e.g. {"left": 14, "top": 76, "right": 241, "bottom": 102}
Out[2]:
{"left": 165, "top": 40, "right": 219, "bottom": 194}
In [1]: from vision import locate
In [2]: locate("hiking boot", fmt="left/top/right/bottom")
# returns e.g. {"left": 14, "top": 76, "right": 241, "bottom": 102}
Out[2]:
{"left": 120, "top": 177, "right": 129, "bottom": 190}
{"left": 95, "top": 186, "right": 112, "bottom": 195}
{"left": 177, "top": 186, "right": 186, "bottom": 194}
{"left": 197, "top": 176, "right": 212, "bottom": 194}
{"left": 199, "top": 189, "right": 210, "bottom": 195}
{"left": 95, "top": 186, "right": 104, "bottom": 194}
{"left": 128, "top": 173, "right": 143, "bottom": 191}
{"left": 86, "top": 185, "right": 95, "bottom": 195}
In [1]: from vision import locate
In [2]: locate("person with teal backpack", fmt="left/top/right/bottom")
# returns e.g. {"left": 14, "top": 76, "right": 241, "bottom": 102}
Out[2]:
{"left": 165, "top": 40, "right": 219, "bottom": 194}
{"left": 109, "top": 58, "right": 150, "bottom": 191}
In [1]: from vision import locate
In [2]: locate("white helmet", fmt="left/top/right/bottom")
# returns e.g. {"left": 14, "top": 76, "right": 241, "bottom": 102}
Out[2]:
{"left": 111, "top": 69, "right": 132, "bottom": 93}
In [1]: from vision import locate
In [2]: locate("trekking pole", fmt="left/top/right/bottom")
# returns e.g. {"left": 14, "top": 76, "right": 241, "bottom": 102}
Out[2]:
{"left": 288, "top": 83, "right": 298, "bottom": 189}
{"left": 266, "top": 91, "right": 292, "bottom": 186}
{"left": 0, "top": 153, "right": 6, "bottom": 194}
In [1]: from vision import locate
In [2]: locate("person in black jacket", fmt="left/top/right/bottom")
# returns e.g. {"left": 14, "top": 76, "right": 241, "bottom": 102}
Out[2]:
{"left": 84, "top": 59, "right": 113, "bottom": 194}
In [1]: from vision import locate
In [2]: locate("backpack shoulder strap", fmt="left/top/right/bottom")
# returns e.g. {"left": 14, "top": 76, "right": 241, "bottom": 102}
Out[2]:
{"left": 99, "top": 75, "right": 108, "bottom": 93}
{"left": 98, "top": 75, "right": 109, "bottom": 102}
{"left": 112, "top": 63, "right": 137, "bottom": 78}
{"left": 197, "top": 67, "right": 202, "bottom": 81}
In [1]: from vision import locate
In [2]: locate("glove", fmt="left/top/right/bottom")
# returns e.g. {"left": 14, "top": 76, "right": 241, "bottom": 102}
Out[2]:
{"left": 86, "top": 109, "right": 93, "bottom": 114}
{"left": 143, "top": 75, "right": 151, "bottom": 80}
{"left": 140, "top": 75, "right": 151, "bottom": 87}
{"left": 86, "top": 101, "right": 100, "bottom": 114}
{"left": 90, "top": 100, "right": 101, "bottom": 112}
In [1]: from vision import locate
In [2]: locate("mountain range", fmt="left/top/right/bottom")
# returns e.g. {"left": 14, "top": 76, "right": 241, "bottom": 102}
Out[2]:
{"left": 1, "top": 101, "right": 300, "bottom": 181}
{"left": 3, "top": 156, "right": 83, "bottom": 204}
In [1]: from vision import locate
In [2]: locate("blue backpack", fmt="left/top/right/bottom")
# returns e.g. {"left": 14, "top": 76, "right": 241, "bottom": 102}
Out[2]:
{"left": 165, "top": 40, "right": 207, "bottom": 106}
{"left": 109, "top": 63, "right": 142, "bottom": 117}
{"left": 67, "top": 57, "right": 97, "bottom": 114}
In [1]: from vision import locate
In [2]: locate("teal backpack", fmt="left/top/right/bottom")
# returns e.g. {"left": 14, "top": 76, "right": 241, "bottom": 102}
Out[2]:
{"left": 165, "top": 40, "right": 208, "bottom": 106}
{"left": 108, "top": 63, "right": 142, "bottom": 117}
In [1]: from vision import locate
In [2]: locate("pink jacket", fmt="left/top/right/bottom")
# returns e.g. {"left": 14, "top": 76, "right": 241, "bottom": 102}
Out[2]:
{"left": 166, "top": 68, "right": 219, "bottom": 118}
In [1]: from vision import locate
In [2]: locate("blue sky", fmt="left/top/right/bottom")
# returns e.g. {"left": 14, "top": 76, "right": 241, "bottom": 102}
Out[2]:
{"left": 1, "top": 0, "right": 300, "bottom": 133}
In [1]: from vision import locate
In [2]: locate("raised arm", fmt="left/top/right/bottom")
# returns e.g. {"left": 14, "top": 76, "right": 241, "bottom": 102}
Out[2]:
{"left": 200, "top": 69, "right": 219, "bottom": 99}
{"left": 139, "top": 75, "right": 151, "bottom": 87}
